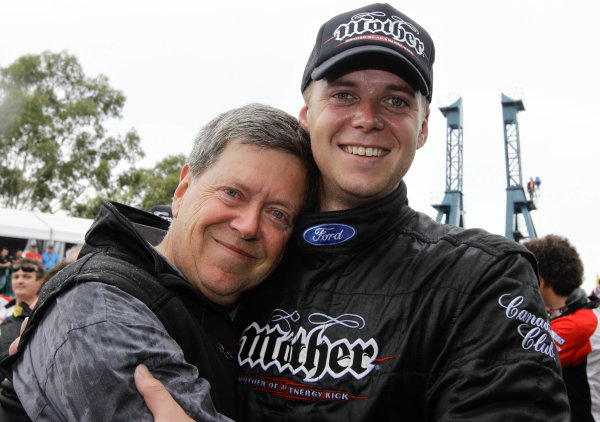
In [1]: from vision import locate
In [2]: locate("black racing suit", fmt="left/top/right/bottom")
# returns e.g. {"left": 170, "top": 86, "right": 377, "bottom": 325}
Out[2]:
{"left": 235, "top": 182, "right": 570, "bottom": 421}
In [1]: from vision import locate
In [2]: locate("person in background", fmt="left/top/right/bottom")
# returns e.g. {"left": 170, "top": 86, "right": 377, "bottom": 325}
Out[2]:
{"left": 524, "top": 234, "right": 600, "bottom": 422}
{"left": 11, "top": 251, "right": 22, "bottom": 266}
{"left": 64, "top": 244, "right": 83, "bottom": 264}
{"left": 0, "top": 259, "right": 45, "bottom": 354}
{"left": 41, "top": 244, "right": 59, "bottom": 270}
{"left": 4, "top": 250, "right": 19, "bottom": 298}
{"left": 0, "top": 248, "right": 12, "bottom": 297}
{"left": 0, "top": 258, "right": 45, "bottom": 422}
{"left": 23, "top": 245, "right": 40, "bottom": 261}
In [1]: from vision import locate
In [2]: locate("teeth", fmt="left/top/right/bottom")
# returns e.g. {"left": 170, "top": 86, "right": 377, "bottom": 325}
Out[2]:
{"left": 344, "top": 146, "right": 384, "bottom": 157}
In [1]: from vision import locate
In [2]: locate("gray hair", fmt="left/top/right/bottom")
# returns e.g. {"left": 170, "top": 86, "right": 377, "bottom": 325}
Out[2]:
{"left": 188, "top": 103, "right": 314, "bottom": 181}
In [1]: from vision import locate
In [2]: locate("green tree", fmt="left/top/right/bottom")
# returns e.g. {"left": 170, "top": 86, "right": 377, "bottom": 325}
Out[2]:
{"left": 72, "top": 154, "right": 186, "bottom": 219}
{"left": 137, "top": 154, "right": 185, "bottom": 211}
{"left": 0, "top": 50, "right": 143, "bottom": 213}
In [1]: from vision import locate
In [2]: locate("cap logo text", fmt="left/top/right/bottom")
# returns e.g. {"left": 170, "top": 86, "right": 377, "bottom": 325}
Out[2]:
{"left": 333, "top": 11, "right": 425, "bottom": 56}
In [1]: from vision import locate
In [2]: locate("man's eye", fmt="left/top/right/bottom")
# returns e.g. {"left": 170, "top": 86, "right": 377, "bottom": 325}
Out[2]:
{"left": 333, "top": 92, "right": 352, "bottom": 100}
{"left": 272, "top": 210, "right": 285, "bottom": 220}
{"left": 224, "top": 188, "right": 238, "bottom": 198}
{"left": 388, "top": 97, "right": 406, "bottom": 107}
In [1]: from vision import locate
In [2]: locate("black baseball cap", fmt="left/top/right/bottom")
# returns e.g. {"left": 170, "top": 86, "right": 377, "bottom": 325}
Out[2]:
{"left": 301, "top": 3, "right": 435, "bottom": 101}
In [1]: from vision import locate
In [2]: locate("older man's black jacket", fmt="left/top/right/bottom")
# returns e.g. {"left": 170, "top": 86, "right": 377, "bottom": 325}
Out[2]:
{"left": 1, "top": 201, "right": 237, "bottom": 420}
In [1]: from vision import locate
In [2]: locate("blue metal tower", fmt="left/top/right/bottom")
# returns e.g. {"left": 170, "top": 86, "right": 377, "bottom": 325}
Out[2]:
{"left": 501, "top": 93, "right": 536, "bottom": 241}
{"left": 432, "top": 97, "right": 464, "bottom": 227}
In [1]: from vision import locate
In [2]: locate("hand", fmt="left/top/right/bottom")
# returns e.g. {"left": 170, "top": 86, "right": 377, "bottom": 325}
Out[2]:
{"left": 8, "top": 317, "right": 28, "bottom": 355}
{"left": 134, "top": 364, "right": 194, "bottom": 422}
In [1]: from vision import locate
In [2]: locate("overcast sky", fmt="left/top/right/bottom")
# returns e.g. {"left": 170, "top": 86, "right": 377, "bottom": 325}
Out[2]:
{"left": 2, "top": 0, "right": 599, "bottom": 291}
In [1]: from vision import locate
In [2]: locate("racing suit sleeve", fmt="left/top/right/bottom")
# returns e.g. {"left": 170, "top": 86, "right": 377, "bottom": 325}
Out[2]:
{"left": 428, "top": 252, "right": 570, "bottom": 421}
{"left": 12, "top": 282, "right": 232, "bottom": 422}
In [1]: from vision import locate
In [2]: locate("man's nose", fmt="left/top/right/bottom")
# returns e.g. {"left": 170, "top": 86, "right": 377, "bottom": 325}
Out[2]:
{"left": 352, "top": 100, "right": 384, "bottom": 131}
{"left": 230, "top": 206, "right": 261, "bottom": 240}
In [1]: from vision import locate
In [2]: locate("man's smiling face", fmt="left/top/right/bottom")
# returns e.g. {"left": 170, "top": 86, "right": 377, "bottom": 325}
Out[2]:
{"left": 300, "top": 68, "right": 430, "bottom": 212}
{"left": 165, "top": 139, "right": 309, "bottom": 306}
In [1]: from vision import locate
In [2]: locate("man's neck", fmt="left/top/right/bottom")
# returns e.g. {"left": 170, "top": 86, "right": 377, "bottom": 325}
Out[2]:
{"left": 317, "top": 187, "right": 385, "bottom": 212}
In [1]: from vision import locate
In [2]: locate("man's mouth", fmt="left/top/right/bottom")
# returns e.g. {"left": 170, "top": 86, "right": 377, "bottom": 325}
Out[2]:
{"left": 341, "top": 145, "right": 386, "bottom": 157}
{"left": 215, "top": 239, "right": 256, "bottom": 259}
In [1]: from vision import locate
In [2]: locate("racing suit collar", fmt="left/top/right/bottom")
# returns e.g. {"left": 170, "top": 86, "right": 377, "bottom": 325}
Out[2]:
{"left": 293, "top": 181, "right": 413, "bottom": 254}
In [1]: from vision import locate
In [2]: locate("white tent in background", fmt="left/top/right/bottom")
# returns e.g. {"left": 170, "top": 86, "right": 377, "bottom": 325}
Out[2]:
{"left": 0, "top": 207, "right": 93, "bottom": 244}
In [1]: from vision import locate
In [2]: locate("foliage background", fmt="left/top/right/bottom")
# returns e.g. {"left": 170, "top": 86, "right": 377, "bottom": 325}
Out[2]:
{"left": 0, "top": 51, "right": 183, "bottom": 218}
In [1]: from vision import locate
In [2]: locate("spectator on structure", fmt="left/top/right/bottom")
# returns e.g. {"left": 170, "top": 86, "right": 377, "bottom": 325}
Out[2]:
{"left": 24, "top": 244, "right": 40, "bottom": 261}
{"left": 41, "top": 244, "right": 59, "bottom": 270}
{"left": 527, "top": 177, "right": 536, "bottom": 200}
{"left": 535, "top": 176, "right": 542, "bottom": 189}
{"left": 524, "top": 234, "right": 600, "bottom": 422}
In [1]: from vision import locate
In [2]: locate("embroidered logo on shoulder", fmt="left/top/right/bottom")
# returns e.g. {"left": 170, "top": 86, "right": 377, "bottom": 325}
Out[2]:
{"left": 497, "top": 293, "right": 556, "bottom": 358}
{"left": 302, "top": 224, "right": 356, "bottom": 246}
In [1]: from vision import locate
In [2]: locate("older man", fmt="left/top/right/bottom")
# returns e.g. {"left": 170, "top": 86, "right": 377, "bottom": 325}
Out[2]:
{"left": 3, "top": 103, "right": 312, "bottom": 421}
{"left": 139, "top": 3, "right": 569, "bottom": 421}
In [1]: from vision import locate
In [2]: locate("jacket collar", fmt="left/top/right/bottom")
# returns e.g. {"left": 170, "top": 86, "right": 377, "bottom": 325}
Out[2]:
{"left": 293, "top": 181, "right": 413, "bottom": 254}
{"left": 81, "top": 200, "right": 171, "bottom": 274}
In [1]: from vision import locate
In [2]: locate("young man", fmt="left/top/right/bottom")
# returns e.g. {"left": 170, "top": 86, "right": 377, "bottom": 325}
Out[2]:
{"left": 0, "top": 259, "right": 45, "bottom": 354}
{"left": 138, "top": 4, "right": 569, "bottom": 421}
{"left": 524, "top": 234, "right": 600, "bottom": 422}
{"left": 0, "top": 258, "right": 45, "bottom": 422}
{"left": 3, "top": 104, "right": 312, "bottom": 421}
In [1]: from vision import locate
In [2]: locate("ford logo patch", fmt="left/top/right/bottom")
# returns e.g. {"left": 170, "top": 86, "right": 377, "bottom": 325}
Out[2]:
{"left": 302, "top": 224, "right": 357, "bottom": 246}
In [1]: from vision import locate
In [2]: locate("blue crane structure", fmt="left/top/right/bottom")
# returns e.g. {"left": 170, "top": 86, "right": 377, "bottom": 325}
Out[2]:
{"left": 501, "top": 93, "right": 537, "bottom": 241}
{"left": 432, "top": 97, "right": 464, "bottom": 227}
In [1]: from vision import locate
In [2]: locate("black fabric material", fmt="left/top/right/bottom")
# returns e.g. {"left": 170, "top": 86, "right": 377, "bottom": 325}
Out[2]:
{"left": 0, "top": 303, "right": 32, "bottom": 357}
{"left": 0, "top": 200, "right": 237, "bottom": 419}
{"left": 563, "top": 359, "right": 594, "bottom": 422}
{"left": 235, "top": 182, "right": 570, "bottom": 421}
{"left": 0, "top": 296, "right": 33, "bottom": 420}
{"left": 0, "top": 379, "right": 30, "bottom": 422}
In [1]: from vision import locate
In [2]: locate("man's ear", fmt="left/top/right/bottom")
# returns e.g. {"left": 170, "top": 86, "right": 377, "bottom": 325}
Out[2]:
{"left": 171, "top": 165, "right": 191, "bottom": 219}
{"left": 417, "top": 111, "right": 430, "bottom": 149}
{"left": 299, "top": 105, "right": 309, "bottom": 131}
